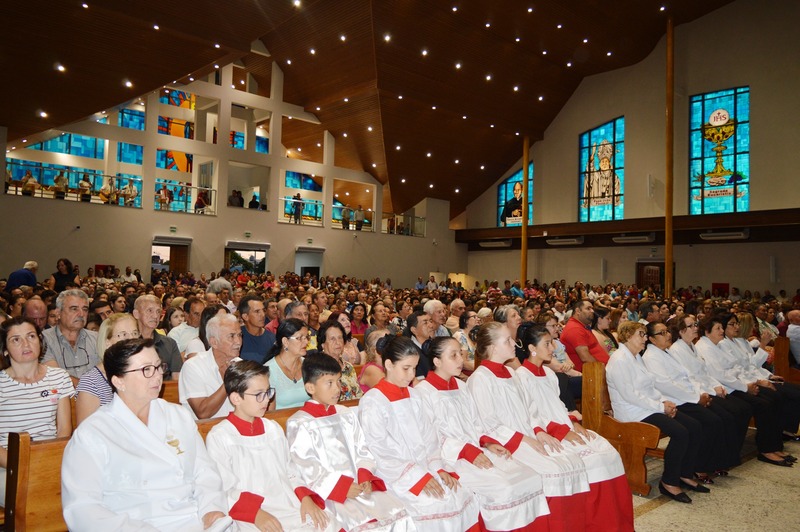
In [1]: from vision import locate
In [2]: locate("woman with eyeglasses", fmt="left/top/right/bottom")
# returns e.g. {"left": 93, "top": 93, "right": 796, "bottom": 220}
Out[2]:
{"left": 642, "top": 321, "right": 736, "bottom": 484}
{"left": 451, "top": 311, "right": 479, "bottom": 374}
{"left": 75, "top": 313, "right": 141, "bottom": 425}
{"left": 606, "top": 321, "right": 704, "bottom": 503}
{"left": 266, "top": 318, "right": 311, "bottom": 409}
{"left": 62, "top": 337, "right": 231, "bottom": 531}
{"left": 318, "top": 320, "right": 363, "bottom": 401}
{"left": 0, "top": 317, "right": 74, "bottom": 503}
{"left": 327, "top": 311, "right": 364, "bottom": 365}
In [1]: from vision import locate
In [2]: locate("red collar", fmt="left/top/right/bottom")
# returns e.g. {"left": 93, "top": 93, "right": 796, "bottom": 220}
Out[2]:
{"left": 481, "top": 360, "right": 512, "bottom": 379}
{"left": 425, "top": 371, "right": 459, "bottom": 391}
{"left": 227, "top": 412, "right": 265, "bottom": 436}
{"left": 374, "top": 379, "right": 410, "bottom": 402}
{"left": 301, "top": 401, "right": 337, "bottom": 418}
{"left": 522, "top": 359, "right": 546, "bottom": 377}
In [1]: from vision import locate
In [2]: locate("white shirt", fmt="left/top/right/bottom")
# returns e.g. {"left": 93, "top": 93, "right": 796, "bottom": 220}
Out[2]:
{"left": 667, "top": 339, "right": 723, "bottom": 394}
{"left": 788, "top": 324, "right": 800, "bottom": 365}
{"left": 695, "top": 336, "right": 749, "bottom": 393}
{"left": 178, "top": 349, "right": 234, "bottom": 420}
{"left": 642, "top": 344, "right": 703, "bottom": 405}
{"left": 168, "top": 323, "right": 200, "bottom": 354}
{"left": 605, "top": 344, "right": 665, "bottom": 422}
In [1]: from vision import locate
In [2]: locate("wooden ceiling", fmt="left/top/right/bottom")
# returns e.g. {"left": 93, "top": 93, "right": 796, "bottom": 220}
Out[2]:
{"left": 2, "top": 0, "right": 734, "bottom": 218}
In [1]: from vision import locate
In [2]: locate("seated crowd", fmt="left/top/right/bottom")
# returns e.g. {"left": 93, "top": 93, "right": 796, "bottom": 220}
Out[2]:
{"left": 1, "top": 259, "right": 799, "bottom": 529}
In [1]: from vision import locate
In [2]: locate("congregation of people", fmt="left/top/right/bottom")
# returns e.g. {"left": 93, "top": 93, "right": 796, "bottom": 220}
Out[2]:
{"left": 2, "top": 257, "right": 800, "bottom": 530}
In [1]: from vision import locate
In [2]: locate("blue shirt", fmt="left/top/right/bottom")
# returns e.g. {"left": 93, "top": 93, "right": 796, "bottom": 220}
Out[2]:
{"left": 240, "top": 326, "right": 276, "bottom": 364}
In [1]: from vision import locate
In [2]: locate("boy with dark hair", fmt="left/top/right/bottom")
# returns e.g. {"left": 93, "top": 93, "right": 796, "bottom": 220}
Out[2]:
{"left": 205, "top": 360, "right": 331, "bottom": 531}
{"left": 286, "top": 352, "right": 414, "bottom": 531}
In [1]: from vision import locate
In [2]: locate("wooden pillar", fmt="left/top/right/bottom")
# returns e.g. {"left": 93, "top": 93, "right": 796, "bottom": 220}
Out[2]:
{"left": 521, "top": 136, "right": 530, "bottom": 286}
{"left": 665, "top": 17, "right": 675, "bottom": 298}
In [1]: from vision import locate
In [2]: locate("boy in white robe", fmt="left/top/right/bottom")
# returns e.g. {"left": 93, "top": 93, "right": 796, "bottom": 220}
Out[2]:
{"left": 286, "top": 352, "right": 416, "bottom": 531}
{"left": 205, "top": 361, "right": 332, "bottom": 531}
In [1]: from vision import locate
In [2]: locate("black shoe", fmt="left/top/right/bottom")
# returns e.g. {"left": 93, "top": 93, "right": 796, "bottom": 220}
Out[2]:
{"left": 659, "top": 483, "right": 692, "bottom": 503}
{"left": 757, "top": 454, "right": 794, "bottom": 467}
{"left": 680, "top": 480, "right": 711, "bottom": 493}
{"left": 782, "top": 454, "right": 797, "bottom": 463}
{"left": 694, "top": 473, "right": 715, "bottom": 485}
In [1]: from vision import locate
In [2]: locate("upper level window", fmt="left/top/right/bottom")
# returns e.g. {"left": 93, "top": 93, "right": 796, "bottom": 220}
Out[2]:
{"left": 578, "top": 117, "right": 624, "bottom": 222}
{"left": 496, "top": 162, "right": 533, "bottom": 227}
{"left": 689, "top": 87, "right": 750, "bottom": 215}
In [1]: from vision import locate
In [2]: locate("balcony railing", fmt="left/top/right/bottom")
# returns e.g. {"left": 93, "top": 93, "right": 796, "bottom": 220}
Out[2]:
{"left": 154, "top": 180, "right": 217, "bottom": 215}
{"left": 279, "top": 196, "right": 325, "bottom": 226}
{"left": 381, "top": 212, "right": 426, "bottom": 237}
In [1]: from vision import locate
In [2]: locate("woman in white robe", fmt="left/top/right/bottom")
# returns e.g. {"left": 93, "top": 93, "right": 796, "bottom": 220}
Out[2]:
{"left": 359, "top": 336, "right": 479, "bottom": 532}
{"left": 466, "top": 322, "right": 590, "bottom": 530}
{"left": 515, "top": 323, "right": 633, "bottom": 530}
{"left": 415, "top": 336, "right": 550, "bottom": 531}
{"left": 62, "top": 338, "right": 231, "bottom": 532}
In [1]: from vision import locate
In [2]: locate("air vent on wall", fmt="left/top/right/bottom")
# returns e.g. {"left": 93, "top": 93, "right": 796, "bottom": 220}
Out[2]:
{"left": 545, "top": 236, "right": 584, "bottom": 246}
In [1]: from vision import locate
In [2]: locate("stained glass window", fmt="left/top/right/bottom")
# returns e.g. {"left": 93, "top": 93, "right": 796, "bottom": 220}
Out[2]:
{"left": 578, "top": 117, "right": 625, "bottom": 222}
{"left": 496, "top": 162, "right": 533, "bottom": 227}
{"left": 689, "top": 87, "right": 750, "bottom": 215}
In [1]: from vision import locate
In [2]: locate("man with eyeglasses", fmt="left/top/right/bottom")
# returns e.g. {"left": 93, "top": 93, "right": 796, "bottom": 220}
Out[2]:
{"left": 179, "top": 314, "right": 242, "bottom": 420}
{"left": 43, "top": 289, "right": 98, "bottom": 382}
{"left": 132, "top": 295, "right": 182, "bottom": 380}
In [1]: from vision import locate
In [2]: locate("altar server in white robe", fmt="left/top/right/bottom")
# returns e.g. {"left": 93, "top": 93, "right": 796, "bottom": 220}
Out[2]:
{"left": 62, "top": 338, "right": 232, "bottom": 532}
{"left": 286, "top": 352, "right": 416, "bottom": 531}
{"left": 359, "top": 336, "right": 480, "bottom": 532}
{"left": 466, "top": 322, "right": 590, "bottom": 531}
{"left": 416, "top": 337, "right": 550, "bottom": 531}
{"left": 205, "top": 360, "right": 333, "bottom": 531}
{"left": 515, "top": 323, "right": 633, "bottom": 530}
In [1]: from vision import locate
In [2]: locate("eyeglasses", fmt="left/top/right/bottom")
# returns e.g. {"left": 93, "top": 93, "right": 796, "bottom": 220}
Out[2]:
{"left": 650, "top": 331, "right": 670, "bottom": 337}
{"left": 122, "top": 362, "right": 169, "bottom": 378}
{"left": 243, "top": 387, "right": 276, "bottom": 403}
{"left": 288, "top": 334, "right": 311, "bottom": 342}
{"left": 114, "top": 330, "right": 141, "bottom": 340}
{"left": 687, "top": 323, "right": 699, "bottom": 328}
{"left": 636, "top": 331, "right": 647, "bottom": 337}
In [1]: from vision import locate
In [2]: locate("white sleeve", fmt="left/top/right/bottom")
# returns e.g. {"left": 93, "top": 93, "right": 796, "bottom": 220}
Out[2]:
{"left": 286, "top": 415, "right": 351, "bottom": 499}
{"left": 642, "top": 351, "right": 700, "bottom": 405}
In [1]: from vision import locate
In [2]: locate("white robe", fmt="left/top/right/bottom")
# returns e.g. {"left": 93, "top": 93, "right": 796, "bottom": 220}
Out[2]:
{"left": 62, "top": 397, "right": 228, "bottom": 532}
{"left": 668, "top": 339, "right": 724, "bottom": 394}
{"left": 414, "top": 378, "right": 549, "bottom": 531}
{"left": 642, "top": 344, "right": 704, "bottom": 405}
{"left": 696, "top": 336, "right": 751, "bottom": 392}
{"left": 605, "top": 345, "right": 666, "bottom": 422}
{"left": 358, "top": 385, "right": 479, "bottom": 532}
{"left": 466, "top": 366, "right": 589, "bottom": 497}
{"left": 286, "top": 403, "right": 416, "bottom": 532}
{"left": 204, "top": 416, "right": 329, "bottom": 531}
{"left": 719, "top": 337, "right": 773, "bottom": 381}
{"left": 514, "top": 363, "right": 625, "bottom": 484}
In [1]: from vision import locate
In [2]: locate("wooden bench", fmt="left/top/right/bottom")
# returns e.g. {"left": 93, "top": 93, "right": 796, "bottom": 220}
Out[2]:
{"left": 4, "top": 399, "right": 359, "bottom": 531}
{"left": 773, "top": 336, "right": 800, "bottom": 384}
{"left": 159, "top": 379, "right": 180, "bottom": 404}
{"left": 581, "top": 361, "right": 662, "bottom": 496}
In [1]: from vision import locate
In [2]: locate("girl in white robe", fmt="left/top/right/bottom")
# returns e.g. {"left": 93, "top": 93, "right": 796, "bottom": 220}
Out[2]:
{"left": 359, "top": 336, "right": 480, "bottom": 532}
{"left": 467, "top": 322, "right": 590, "bottom": 531}
{"left": 515, "top": 323, "right": 633, "bottom": 531}
{"left": 415, "top": 336, "right": 550, "bottom": 531}
{"left": 62, "top": 340, "right": 231, "bottom": 532}
{"left": 205, "top": 360, "right": 333, "bottom": 531}
{"left": 286, "top": 352, "right": 415, "bottom": 531}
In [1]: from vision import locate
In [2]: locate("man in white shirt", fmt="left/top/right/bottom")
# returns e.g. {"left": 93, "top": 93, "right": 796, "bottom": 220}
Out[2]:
{"left": 425, "top": 275, "right": 438, "bottom": 291}
{"left": 168, "top": 297, "right": 205, "bottom": 356}
{"left": 787, "top": 310, "right": 800, "bottom": 366}
{"left": 218, "top": 288, "right": 237, "bottom": 314}
{"left": 120, "top": 266, "right": 137, "bottom": 283}
{"left": 423, "top": 299, "right": 450, "bottom": 337}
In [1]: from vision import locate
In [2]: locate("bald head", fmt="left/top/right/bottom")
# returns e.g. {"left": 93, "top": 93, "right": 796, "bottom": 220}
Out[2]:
{"left": 23, "top": 298, "right": 48, "bottom": 329}
{"left": 788, "top": 310, "right": 800, "bottom": 325}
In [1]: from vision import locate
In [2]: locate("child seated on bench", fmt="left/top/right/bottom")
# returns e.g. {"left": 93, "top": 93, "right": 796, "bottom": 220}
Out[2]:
{"left": 286, "top": 352, "right": 415, "bottom": 531}
{"left": 205, "top": 360, "right": 331, "bottom": 531}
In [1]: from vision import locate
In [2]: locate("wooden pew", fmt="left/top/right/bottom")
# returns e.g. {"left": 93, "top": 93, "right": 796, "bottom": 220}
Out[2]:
{"left": 773, "top": 336, "right": 800, "bottom": 384}
{"left": 159, "top": 379, "right": 180, "bottom": 404}
{"left": 581, "top": 361, "right": 662, "bottom": 496}
{"left": 4, "top": 399, "right": 359, "bottom": 531}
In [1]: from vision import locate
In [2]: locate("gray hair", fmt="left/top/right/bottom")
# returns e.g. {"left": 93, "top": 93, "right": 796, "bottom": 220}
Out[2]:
{"left": 206, "top": 313, "right": 239, "bottom": 342}
{"left": 423, "top": 299, "right": 443, "bottom": 315}
{"left": 55, "top": 289, "right": 88, "bottom": 310}
{"left": 493, "top": 304, "right": 521, "bottom": 324}
{"left": 24, "top": 261, "right": 38, "bottom": 270}
{"left": 449, "top": 298, "right": 465, "bottom": 311}
{"left": 134, "top": 294, "right": 161, "bottom": 312}
{"left": 284, "top": 300, "right": 307, "bottom": 319}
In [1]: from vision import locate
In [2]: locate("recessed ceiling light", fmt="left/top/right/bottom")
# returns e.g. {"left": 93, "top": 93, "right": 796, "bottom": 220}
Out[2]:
{"left": 345, "top": 192, "right": 350, "bottom": 196}
{"left": 38, "top": 110, "right": 48, "bottom": 118}
{"left": 396, "top": 145, "right": 401, "bottom": 150}
{"left": 429, "top": 184, "right": 434, "bottom": 188}
{"left": 566, "top": 62, "right": 572, "bottom": 67}
{"left": 452, "top": 6, "right": 458, "bottom": 12}
{"left": 454, "top": 159, "right": 459, "bottom": 164}
{"left": 485, "top": 74, "right": 492, "bottom": 81}
{"left": 342, "top": 132, "right": 348, "bottom": 137}
{"left": 310, "top": 48, "right": 316, "bottom": 54}
{"left": 296, "top": 147, "right": 302, "bottom": 152}
{"left": 286, "top": 59, "right": 292, "bottom": 65}
{"left": 538, "top": 95, "right": 544, "bottom": 101}
{"left": 240, "top": 79, "right": 245, "bottom": 85}
{"left": 583, "top": 38, "right": 588, "bottom": 43}
{"left": 189, "top": 77, "right": 194, "bottom": 81}
{"left": 462, "top": 115, "right": 467, "bottom": 119}
{"left": 344, "top": 97, "right": 349, "bottom": 102}
{"left": 153, "top": 24, "right": 160, "bottom": 30}
{"left": 660, "top": 6, "right": 666, "bottom": 12}
{"left": 455, "top": 188, "right": 460, "bottom": 193}
{"left": 426, "top": 152, "right": 432, "bottom": 157}
{"left": 214, "top": 43, "right": 220, "bottom": 49}
{"left": 513, "top": 85, "right": 519, "bottom": 92}
{"left": 401, "top": 178, "right": 406, "bottom": 183}
{"left": 334, "top": 193, "right": 339, "bottom": 197}
{"left": 528, "top": 7, "right": 533, "bottom": 13}
{"left": 340, "top": 34, "right": 346, "bottom": 42}
{"left": 384, "top": 33, "right": 391, "bottom": 42}
{"left": 515, "top": 37, "right": 521, "bottom": 43}
{"left": 455, "top": 62, "right": 462, "bottom": 69}
{"left": 607, "top": 51, "right": 612, "bottom": 56}
{"left": 515, "top": 132, "right": 520, "bottom": 136}
{"left": 124, "top": 79, "right": 133, "bottom": 88}
{"left": 367, "top": 126, "right": 373, "bottom": 131}
{"left": 294, "top": 0, "right": 301, "bottom": 6}
{"left": 431, "top": 105, "right": 436, "bottom": 110}
{"left": 317, "top": 142, "right": 322, "bottom": 147}
{"left": 366, "top": 189, "right": 370, "bottom": 193}
{"left": 480, "top": 165, "right": 485, "bottom": 170}
{"left": 231, "top": 84, "right": 235, "bottom": 88}
{"left": 22, "top": 139, "right": 27, "bottom": 143}
{"left": 214, "top": 64, "right": 219, "bottom": 69}
{"left": 398, "top": 95, "right": 403, "bottom": 99}
{"left": 315, "top": 106, "right": 320, "bottom": 111}
{"left": 55, "top": 63, "right": 66, "bottom": 72}
{"left": 542, "top": 50, "right": 547, "bottom": 55}
{"left": 82, "top": 3, "right": 88, "bottom": 8}
{"left": 485, "top": 22, "right": 491, "bottom": 28}
{"left": 557, "top": 24, "right": 562, "bottom": 29}
{"left": 421, "top": 49, "right": 428, "bottom": 56}
{"left": 490, "top": 124, "right": 495, "bottom": 128}
{"left": 372, "top": 163, "right": 377, "bottom": 168}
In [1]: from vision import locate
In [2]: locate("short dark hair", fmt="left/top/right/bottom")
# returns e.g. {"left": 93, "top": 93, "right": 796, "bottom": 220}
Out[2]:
{"left": 268, "top": 318, "right": 307, "bottom": 358}
{"left": 0, "top": 317, "right": 44, "bottom": 360}
{"left": 406, "top": 310, "right": 426, "bottom": 335}
{"left": 90, "top": 299, "right": 111, "bottom": 312}
{"left": 640, "top": 301, "right": 659, "bottom": 317}
{"left": 238, "top": 294, "right": 264, "bottom": 316}
{"left": 317, "top": 320, "right": 346, "bottom": 347}
{"left": 224, "top": 360, "right": 270, "bottom": 397}
{"left": 103, "top": 338, "right": 156, "bottom": 393}
{"left": 301, "top": 351, "right": 342, "bottom": 385}
{"left": 378, "top": 335, "right": 419, "bottom": 368}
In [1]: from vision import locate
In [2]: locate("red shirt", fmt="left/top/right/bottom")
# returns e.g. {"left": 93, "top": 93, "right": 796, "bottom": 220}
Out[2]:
{"left": 560, "top": 317, "right": 609, "bottom": 371}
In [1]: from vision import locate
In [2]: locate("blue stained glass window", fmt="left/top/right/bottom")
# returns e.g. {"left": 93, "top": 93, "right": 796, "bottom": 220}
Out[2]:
{"left": 230, "top": 131, "right": 245, "bottom": 150}
{"left": 119, "top": 109, "right": 146, "bottom": 130}
{"left": 117, "top": 143, "right": 143, "bottom": 165}
{"left": 578, "top": 117, "right": 625, "bottom": 222}
{"left": 496, "top": 163, "right": 534, "bottom": 227}
{"left": 255, "top": 136, "right": 270, "bottom": 154}
{"left": 689, "top": 87, "right": 750, "bottom": 215}
{"left": 25, "top": 133, "right": 104, "bottom": 159}
{"left": 285, "top": 171, "right": 322, "bottom": 192}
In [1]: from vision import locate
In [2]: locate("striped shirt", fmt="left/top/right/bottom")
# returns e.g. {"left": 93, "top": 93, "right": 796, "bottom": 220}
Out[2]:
{"left": 0, "top": 366, "right": 74, "bottom": 449}
{"left": 75, "top": 366, "right": 114, "bottom": 407}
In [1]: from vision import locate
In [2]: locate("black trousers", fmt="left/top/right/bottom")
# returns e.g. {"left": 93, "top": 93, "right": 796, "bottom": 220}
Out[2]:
{"left": 730, "top": 390, "right": 783, "bottom": 453}
{"left": 771, "top": 382, "right": 800, "bottom": 433}
{"left": 553, "top": 371, "right": 579, "bottom": 411}
{"left": 642, "top": 411, "right": 702, "bottom": 486}
{"left": 677, "top": 403, "right": 730, "bottom": 472}
{"left": 709, "top": 395, "right": 752, "bottom": 467}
